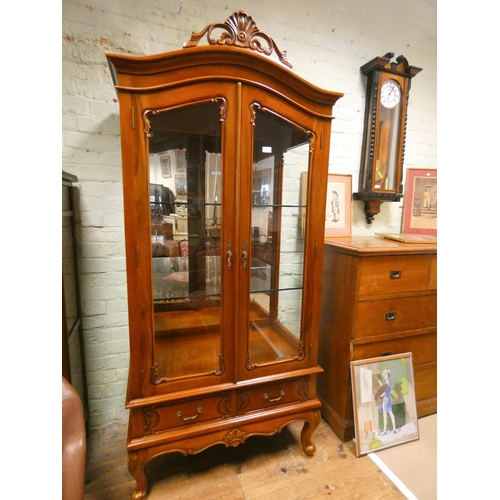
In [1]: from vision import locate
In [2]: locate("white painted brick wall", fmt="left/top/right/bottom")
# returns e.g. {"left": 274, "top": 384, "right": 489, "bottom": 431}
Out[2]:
{"left": 62, "top": 0, "right": 436, "bottom": 431}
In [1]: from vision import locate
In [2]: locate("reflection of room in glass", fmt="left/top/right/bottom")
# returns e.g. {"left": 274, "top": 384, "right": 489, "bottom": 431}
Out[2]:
{"left": 147, "top": 99, "right": 224, "bottom": 383}
{"left": 247, "top": 107, "right": 311, "bottom": 367}
{"left": 179, "top": 239, "right": 189, "bottom": 257}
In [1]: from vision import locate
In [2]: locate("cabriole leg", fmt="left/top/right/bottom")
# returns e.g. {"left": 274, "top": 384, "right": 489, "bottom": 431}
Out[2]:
{"left": 128, "top": 450, "right": 148, "bottom": 499}
{"left": 300, "top": 409, "right": 321, "bottom": 456}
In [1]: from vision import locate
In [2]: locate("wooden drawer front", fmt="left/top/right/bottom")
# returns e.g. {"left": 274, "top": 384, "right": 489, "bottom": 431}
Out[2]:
{"left": 414, "top": 365, "right": 437, "bottom": 402}
{"left": 352, "top": 332, "right": 436, "bottom": 367}
{"left": 353, "top": 295, "right": 436, "bottom": 339}
{"left": 358, "top": 255, "right": 431, "bottom": 297}
{"left": 236, "top": 377, "right": 309, "bottom": 415}
{"left": 429, "top": 255, "right": 437, "bottom": 290}
{"left": 142, "top": 392, "right": 231, "bottom": 434}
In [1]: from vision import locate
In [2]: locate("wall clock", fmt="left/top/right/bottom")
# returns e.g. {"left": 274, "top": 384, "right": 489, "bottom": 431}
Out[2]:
{"left": 353, "top": 53, "right": 422, "bottom": 223}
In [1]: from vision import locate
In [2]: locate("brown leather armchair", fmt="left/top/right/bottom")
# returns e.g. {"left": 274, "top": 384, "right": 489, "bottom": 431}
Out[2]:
{"left": 62, "top": 376, "right": 86, "bottom": 500}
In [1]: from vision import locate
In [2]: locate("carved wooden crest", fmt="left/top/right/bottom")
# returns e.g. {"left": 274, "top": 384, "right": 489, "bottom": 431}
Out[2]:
{"left": 183, "top": 10, "right": 292, "bottom": 68}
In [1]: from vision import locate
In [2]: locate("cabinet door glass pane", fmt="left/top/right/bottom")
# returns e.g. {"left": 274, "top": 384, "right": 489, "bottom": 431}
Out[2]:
{"left": 62, "top": 212, "right": 78, "bottom": 334}
{"left": 147, "top": 100, "right": 224, "bottom": 383}
{"left": 248, "top": 107, "right": 311, "bottom": 368}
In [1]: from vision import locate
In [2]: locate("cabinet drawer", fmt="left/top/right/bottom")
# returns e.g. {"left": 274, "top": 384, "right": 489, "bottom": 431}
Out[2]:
{"left": 236, "top": 377, "right": 309, "bottom": 415}
{"left": 429, "top": 255, "right": 437, "bottom": 290}
{"left": 142, "top": 392, "right": 231, "bottom": 434}
{"left": 414, "top": 365, "right": 437, "bottom": 402}
{"left": 358, "top": 255, "right": 431, "bottom": 296}
{"left": 352, "top": 332, "right": 436, "bottom": 367}
{"left": 353, "top": 294, "right": 436, "bottom": 339}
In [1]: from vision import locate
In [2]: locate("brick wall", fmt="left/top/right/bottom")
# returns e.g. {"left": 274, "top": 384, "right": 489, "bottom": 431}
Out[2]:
{"left": 62, "top": 0, "right": 437, "bottom": 430}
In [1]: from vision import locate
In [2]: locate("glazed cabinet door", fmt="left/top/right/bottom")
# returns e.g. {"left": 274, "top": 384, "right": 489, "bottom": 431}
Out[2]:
{"left": 236, "top": 86, "right": 328, "bottom": 380}
{"left": 126, "top": 83, "right": 238, "bottom": 397}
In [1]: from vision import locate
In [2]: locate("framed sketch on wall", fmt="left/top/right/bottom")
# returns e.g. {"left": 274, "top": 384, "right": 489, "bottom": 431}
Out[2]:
{"left": 160, "top": 155, "right": 171, "bottom": 178}
{"left": 176, "top": 148, "right": 187, "bottom": 173}
{"left": 325, "top": 174, "right": 352, "bottom": 237}
{"left": 175, "top": 175, "right": 187, "bottom": 200}
{"left": 402, "top": 168, "right": 437, "bottom": 236}
{"left": 350, "top": 353, "right": 419, "bottom": 457}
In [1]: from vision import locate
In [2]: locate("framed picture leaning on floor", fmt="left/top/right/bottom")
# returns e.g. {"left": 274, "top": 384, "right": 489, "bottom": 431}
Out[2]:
{"left": 350, "top": 353, "right": 419, "bottom": 457}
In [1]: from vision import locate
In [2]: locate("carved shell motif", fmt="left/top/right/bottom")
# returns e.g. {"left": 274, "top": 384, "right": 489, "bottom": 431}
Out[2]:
{"left": 223, "top": 428, "right": 247, "bottom": 447}
{"left": 183, "top": 11, "right": 292, "bottom": 68}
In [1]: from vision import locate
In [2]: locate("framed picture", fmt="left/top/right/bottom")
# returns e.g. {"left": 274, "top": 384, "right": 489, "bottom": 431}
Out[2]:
{"left": 175, "top": 175, "right": 187, "bottom": 199}
{"left": 325, "top": 174, "right": 352, "bottom": 237}
{"left": 160, "top": 155, "right": 171, "bottom": 178}
{"left": 175, "top": 148, "right": 187, "bottom": 173}
{"left": 350, "top": 353, "right": 419, "bottom": 457}
{"left": 401, "top": 168, "right": 437, "bottom": 236}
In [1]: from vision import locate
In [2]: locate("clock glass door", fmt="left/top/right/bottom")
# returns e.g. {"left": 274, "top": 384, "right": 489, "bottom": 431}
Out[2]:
{"left": 374, "top": 78, "right": 403, "bottom": 192}
{"left": 247, "top": 105, "right": 311, "bottom": 369}
{"left": 147, "top": 99, "right": 226, "bottom": 383}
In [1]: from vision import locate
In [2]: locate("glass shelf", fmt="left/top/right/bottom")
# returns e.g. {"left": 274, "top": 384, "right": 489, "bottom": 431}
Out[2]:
{"left": 252, "top": 204, "right": 306, "bottom": 209}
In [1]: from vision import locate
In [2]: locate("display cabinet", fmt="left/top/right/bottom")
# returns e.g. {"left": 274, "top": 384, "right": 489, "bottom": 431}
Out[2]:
{"left": 107, "top": 11, "right": 342, "bottom": 499}
{"left": 62, "top": 171, "right": 89, "bottom": 422}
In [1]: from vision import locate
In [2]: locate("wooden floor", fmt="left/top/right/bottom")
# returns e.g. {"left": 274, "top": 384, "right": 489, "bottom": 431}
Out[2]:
{"left": 84, "top": 418, "right": 406, "bottom": 500}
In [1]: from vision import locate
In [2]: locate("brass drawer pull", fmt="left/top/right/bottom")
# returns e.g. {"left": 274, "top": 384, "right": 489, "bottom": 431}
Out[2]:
{"left": 176, "top": 407, "right": 202, "bottom": 421}
{"left": 263, "top": 390, "right": 285, "bottom": 402}
{"left": 385, "top": 311, "right": 397, "bottom": 321}
{"left": 390, "top": 270, "right": 401, "bottom": 279}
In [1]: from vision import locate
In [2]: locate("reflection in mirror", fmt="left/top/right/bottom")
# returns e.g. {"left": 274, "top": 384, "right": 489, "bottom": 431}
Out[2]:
{"left": 146, "top": 99, "right": 225, "bottom": 383}
{"left": 248, "top": 106, "right": 311, "bottom": 369}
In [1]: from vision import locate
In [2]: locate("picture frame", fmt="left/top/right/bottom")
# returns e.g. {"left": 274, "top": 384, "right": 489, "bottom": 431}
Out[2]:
{"left": 175, "top": 175, "right": 187, "bottom": 200}
{"left": 325, "top": 174, "right": 352, "bottom": 237}
{"left": 350, "top": 353, "right": 419, "bottom": 457}
{"left": 401, "top": 168, "right": 437, "bottom": 236}
{"left": 160, "top": 155, "right": 171, "bottom": 178}
{"left": 175, "top": 148, "right": 187, "bottom": 173}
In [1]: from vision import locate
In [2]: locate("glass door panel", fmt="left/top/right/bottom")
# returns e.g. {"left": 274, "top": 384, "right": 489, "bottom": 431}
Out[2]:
{"left": 146, "top": 99, "right": 225, "bottom": 383}
{"left": 247, "top": 106, "right": 311, "bottom": 368}
{"left": 373, "top": 79, "right": 402, "bottom": 192}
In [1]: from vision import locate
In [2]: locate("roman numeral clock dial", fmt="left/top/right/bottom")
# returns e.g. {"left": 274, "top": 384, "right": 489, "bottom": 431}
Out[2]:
{"left": 381, "top": 79, "right": 401, "bottom": 109}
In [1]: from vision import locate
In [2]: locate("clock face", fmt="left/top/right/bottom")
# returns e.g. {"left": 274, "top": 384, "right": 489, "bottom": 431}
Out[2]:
{"left": 380, "top": 79, "right": 401, "bottom": 109}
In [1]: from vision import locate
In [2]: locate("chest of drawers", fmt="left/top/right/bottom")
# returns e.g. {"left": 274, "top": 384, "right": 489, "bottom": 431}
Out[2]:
{"left": 317, "top": 236, "right": 437, "bottom": 441}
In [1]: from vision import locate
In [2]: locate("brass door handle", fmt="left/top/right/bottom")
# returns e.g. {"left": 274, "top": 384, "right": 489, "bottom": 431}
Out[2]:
{"left": 242, "top": 238, "right": 247, "bottom": 269}
{"left": 227, "top": 238, "right": 232, "bottom": 269}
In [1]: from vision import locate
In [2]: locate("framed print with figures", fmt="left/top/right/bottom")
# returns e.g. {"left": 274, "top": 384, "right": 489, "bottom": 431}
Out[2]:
{"left": 351, "top": 353, "right": 419, "bottom": 457}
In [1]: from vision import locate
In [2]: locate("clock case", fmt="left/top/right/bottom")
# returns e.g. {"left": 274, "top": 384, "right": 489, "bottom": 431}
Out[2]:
{"left": 354, "top": 53, "right": 422, "bottom": 223}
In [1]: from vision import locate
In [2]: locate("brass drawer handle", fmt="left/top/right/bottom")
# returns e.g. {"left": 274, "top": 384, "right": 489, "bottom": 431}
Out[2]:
{"left": 263, "top": 390, "right": 285, "bottom": 402}
{"left": 385, "top": 311, "right": 397, "bottom": 321}
{"left": 390, "top": 270, "right": 401, "bottom": 279}
{"left": 176, "top": 407, "right": 202, "bottom": 421}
